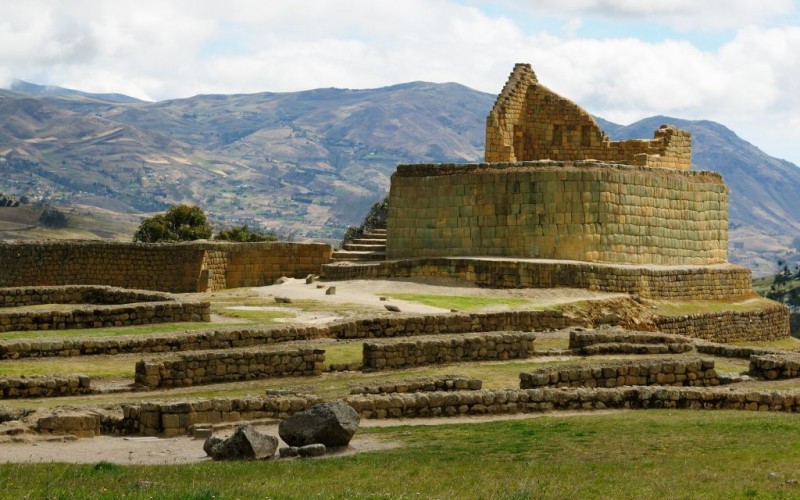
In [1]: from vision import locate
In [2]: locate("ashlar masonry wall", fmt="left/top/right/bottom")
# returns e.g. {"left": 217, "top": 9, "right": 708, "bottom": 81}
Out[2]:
{"left": 0, "top": 241, "right": 332, "bottom": 292}
{"left": 387, "top": 161, "right": 728, "bottom": 265}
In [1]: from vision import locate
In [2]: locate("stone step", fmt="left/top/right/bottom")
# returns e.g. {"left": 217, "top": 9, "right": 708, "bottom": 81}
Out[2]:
{"left": 343, "top": 243, "right": 387, "bottom": 251}
{"left": 351, "top": 238, "right": 386, "bottom": 244}
{"left": 363, "top": 229, "right": 386, "bottom": 237}
{"left": 331, "top": 250, "right": 386, "bottom": 261}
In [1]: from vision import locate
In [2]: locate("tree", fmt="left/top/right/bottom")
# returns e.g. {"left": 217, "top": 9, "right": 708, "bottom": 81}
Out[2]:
{"left": 215, "top": 225, "right": 275, "bottom": 242}
{"left": 39, "top": 207, "right": 69, "bottom": 228}
{"left": 342, "top": 196, "right": 388, "bottom": 245}
{"left": 133, "top": 204, "right": 212, "bottom": 242}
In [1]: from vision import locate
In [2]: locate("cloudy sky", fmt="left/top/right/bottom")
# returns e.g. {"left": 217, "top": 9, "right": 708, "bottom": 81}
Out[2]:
{"left": 1, "top": 0, "right": 799, "bottom": 165}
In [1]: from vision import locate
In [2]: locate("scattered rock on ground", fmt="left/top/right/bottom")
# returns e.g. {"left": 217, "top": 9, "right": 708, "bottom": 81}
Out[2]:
{"left": 385, "top": 304, "right": 401, "bottom": 312}
{"left": 298, "top": 443, "right": 326, "bottom": 457}
{"left": 274, "top": 296, "right": 292, "bottom": 304}
{"left": 279, "top": 446, "right": 299, "bottom": 458}
{"left": 274, "top": 277, "right": 290, "bottom": 285}
{"left": 305, "top": 274, "right": 315, "bottom": 284}
{"left": 204, "top": 424, "right": 278, "bottom": 460}
{"left": 279, "top": 400, "right": 360, "bottom": 447}
{"left": 326, "top": 287, "right": 336, "bottom": 295}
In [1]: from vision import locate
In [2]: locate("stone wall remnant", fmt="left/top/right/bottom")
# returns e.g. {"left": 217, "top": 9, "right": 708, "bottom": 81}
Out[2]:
{"left": 485, "top": 63, "right": 691, "bottom": 170}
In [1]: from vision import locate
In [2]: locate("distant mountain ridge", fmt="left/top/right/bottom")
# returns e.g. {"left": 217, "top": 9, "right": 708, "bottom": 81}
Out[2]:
{"left": 0, "top": 80, "right": 798, "bottom": 273}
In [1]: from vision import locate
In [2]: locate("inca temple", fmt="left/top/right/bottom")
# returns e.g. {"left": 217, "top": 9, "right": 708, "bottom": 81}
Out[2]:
{"left": 324, "top": 63, "right": 789, "bottom": 341}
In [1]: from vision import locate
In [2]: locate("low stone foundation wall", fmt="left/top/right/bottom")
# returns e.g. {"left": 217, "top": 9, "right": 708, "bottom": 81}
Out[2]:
{"left": 792, "top": 313, "right": 800, "bottom": 336}
{"left": 569, "top": 328, "right": 694, "bottom": 355}
{"left": 653, "top": 303, "right": 790, "bottom": 342}
{"left": 519, "top": 357, "right": 718, "bottom": 389}
{"left": 0, "top": 309, "right": 571, "bottom": 360}
{"left": 344, "top": 385, "right": 800, "bottom": 419}
{"left": 749, "top": 354, "right": 800, "bottom": 380}
{"left": 1, "top": 375, "right": 91, "bottom": 399}
{"left": 37, "top": 411, "right": 103, "bottom": 438}
{"left": 134, "top": 348, "right": 325, "bottom": 388}
{"left": 116, "top": 394, "right": 323, "bottom": 436}
{"left": 694, "top": 342, "right": 780, "bottom": 359}
{"left": 350, "top": 376, "right": 482, "bottom": 395}
{"left": 569, "top": 328, "right": 692, "bottom": 348}
{"left": 362, "top": 332, "right": 536, "bottom": 371}
{"left": 322, "top": 258, "right": 752, "bottom": 300}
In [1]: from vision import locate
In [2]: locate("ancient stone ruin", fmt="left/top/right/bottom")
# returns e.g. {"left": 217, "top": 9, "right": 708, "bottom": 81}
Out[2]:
{"left": 485, "top": 63, "right": 691, "bottom": 169}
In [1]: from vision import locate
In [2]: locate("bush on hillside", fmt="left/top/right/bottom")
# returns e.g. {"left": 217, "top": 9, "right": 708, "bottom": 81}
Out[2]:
{"left": 133, "top": 204, "right": 212, "bottom": 242}
{"left": 38, "top": 207, "right": 68, "bottom": 228}
{"left": 215, "top": 225, "right": 276, "bottom": 242}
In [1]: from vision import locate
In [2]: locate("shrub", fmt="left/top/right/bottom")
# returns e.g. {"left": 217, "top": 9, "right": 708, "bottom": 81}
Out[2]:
{"left": 133, "top": 204, "right": 212, "bottom": 242}
{"left": 215, "top": 225, "right": 275, "bottom": 242}
{"left": 39, "top": 207, "right": 69, "bottom": 228}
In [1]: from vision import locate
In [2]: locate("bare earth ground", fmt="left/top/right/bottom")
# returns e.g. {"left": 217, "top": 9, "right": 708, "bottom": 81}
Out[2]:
{"left": 250, "top": 277, "right": 625, "bottom": 317}
{"left": 0, "top": 411, "right": 620, "bottom": 465}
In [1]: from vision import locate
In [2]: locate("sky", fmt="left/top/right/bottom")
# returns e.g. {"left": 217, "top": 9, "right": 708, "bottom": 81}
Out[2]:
{"left": 1, "top": 0, "right": 799, "bottom": 165}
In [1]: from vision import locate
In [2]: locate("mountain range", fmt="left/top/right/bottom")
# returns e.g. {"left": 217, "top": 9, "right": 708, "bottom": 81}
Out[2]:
{"left": 0, "top": 79, "right": 797, "bottom": 275}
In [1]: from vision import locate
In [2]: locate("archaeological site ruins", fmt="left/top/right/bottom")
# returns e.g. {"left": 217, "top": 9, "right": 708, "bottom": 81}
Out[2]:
{"left": 0, "top": 63, "right": 796, "bottom": 457}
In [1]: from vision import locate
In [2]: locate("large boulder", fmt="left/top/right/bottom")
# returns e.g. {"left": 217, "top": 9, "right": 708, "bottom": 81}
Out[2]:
{"left": 278, "top": 400, "right": 360, "bottom": 447}
{"left": 204, "top": 424, "right": 278, "bottom": 460}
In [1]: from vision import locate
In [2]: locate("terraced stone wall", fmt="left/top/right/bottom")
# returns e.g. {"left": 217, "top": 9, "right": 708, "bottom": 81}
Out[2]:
{"left": 362, "top": 332, "right": 536, "bottom": 371}
{"left": 653, "top": 303, "right": 790, "bottom": 342}
{"left": 387, "top": 161, "right": 727, "bottom": 265}
{"left": 134, "top": 348, "right": 325, "bottom": 388}
{"left": 0, "top": 241, "right": 332, "bottom": 292}
{"left": 324, "top": 257, "right": 753, "bottom": 300}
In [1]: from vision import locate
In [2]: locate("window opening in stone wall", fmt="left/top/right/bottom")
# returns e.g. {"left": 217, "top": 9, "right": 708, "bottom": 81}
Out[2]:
{"left": 552, "top": 124, "right": 562, "bottom": 146}
{"left": 581, "top": 126, "right": 591, "bottom": 147}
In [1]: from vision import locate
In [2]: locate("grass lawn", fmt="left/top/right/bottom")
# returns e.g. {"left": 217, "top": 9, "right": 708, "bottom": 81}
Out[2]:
{"left": 2, "top": 410, "right": 800, "bottom": 498}
{"left": 382, "top": 293, "right": 534, "bottom": 311}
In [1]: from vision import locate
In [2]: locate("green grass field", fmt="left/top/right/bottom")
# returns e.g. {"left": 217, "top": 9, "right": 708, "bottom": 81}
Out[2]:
{"left": 2, "top": 410, "right": 800, "bottom": 498}
{"left": 382, "top": 293, "right": 534, "bottom": 311}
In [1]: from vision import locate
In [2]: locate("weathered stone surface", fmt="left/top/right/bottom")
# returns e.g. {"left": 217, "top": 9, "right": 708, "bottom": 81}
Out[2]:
{"left": 298, "top": 443, "right": 326, "bottom": 457}
{"left": 203, "top": 436, "right": 223, "bottom": 456}
{"left": 279, "top": 446, "right": 299, "bottom": 458}
{"left": 278, "top": 400, "right": 360, "bottom": 447}
{"left": 206, "top": 424, "right": 278, "bottom": 460}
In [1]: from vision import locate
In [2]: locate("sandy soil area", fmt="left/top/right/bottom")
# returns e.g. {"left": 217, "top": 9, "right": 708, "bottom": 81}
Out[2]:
{"left": 251, "top": 277, "right": 624, "bottom": 317}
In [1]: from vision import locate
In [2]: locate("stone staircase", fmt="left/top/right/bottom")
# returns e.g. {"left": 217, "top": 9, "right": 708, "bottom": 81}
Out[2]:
{"left": 332, "top": 229, "right": 386, "bottom": 262}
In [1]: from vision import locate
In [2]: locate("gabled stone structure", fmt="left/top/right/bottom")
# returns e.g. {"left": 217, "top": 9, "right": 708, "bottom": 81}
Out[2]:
{"left": 485, "top": 63, "right": 691, "bottom": 170}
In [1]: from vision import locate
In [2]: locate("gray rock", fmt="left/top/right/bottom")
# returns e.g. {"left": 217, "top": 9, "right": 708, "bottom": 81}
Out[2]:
{"left": 305, "top": 274, "right": 315, "bottom": 284}
{"left": 274, "top": 296, "right": 292, "bottom": 304}
{"left": 384, "top": 304, "right": 401, "bottom": 312}
{"left": 274, "top": 276, "right": 290, "bottom": 285}
{"left": 325, "top": 287, "right": 336, "bottom": 295}
{"left": 279, "top": 446, "right": 299, "bottom": 458}
{"left": 278, "top": 400, "right": 360, "bottom": 447}
{"left": 203, "top": 436, "right": 223, "bottom": 456}
{"left": 206, "top": 424, "right": 278, "bottom": 460}
{"left": 298, "top": 443, "right": 326, "bottom": 457}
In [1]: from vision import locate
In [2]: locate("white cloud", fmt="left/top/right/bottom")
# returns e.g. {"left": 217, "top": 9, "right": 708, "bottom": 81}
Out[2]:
{"left": 490, "top": 0, "right": 795, "bottom": 30}
{"left": 0, "top": 0, "right": 798, "bottom": 164}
